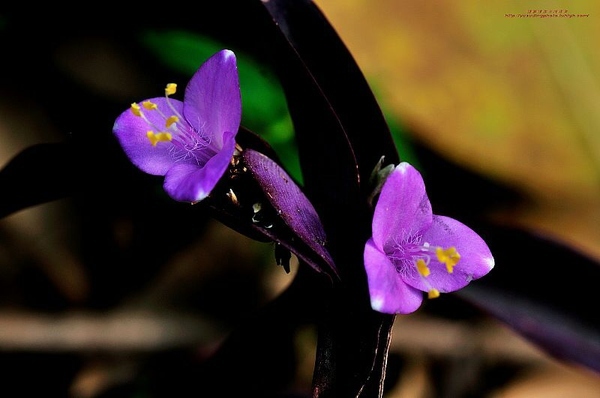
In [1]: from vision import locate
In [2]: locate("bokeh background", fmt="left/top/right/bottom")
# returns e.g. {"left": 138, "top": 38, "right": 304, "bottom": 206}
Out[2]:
{"left": 0, "top": 1, "right": 599, "bottom": 397}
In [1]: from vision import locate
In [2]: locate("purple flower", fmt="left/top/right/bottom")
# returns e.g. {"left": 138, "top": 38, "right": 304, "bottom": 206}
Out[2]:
{"left": 112, "top": 49, "right": 241, "bottom": 203}
{"left": 364, "top": 162, "right": 494, "bottom": 314}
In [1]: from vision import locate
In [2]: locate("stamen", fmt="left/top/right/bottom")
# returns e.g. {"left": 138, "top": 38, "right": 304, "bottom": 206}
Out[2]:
{"left": 140, "top": 99, "right": 182, "bottom": 134}
{"left": 142, "top": 101, "right": 158, "bottom": 110}
{"left": 164, "top": 83, "right": 184, "bottom": 121}
{"left": 436, "top": 247, "right": 461, "bottom": 273}
{"left": 165, "top": 83, "right": 177, "bottom": 96}
{"left": 428, "top": 289, "right": 440, "bottom": 299}
{"left": 146, "top": 131, "right": 172, "bottom": 146}
{"left": 131, "top": 101, "right": 168, "bottom": 137}
{"left": 130, "top": 103, "right": 142, "bottom": 117}
{"left": 165, "top": 115, "right": 179, "bottom": 128}
{"left": 416, "top": 259, "right": 430, "bottom": 277}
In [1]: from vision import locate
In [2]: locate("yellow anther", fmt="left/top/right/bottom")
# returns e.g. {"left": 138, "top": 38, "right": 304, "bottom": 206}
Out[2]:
{"left": 146, "top": 131, "right": 157, "bottom": 146}
{"left": 416, "top": 259, "right": 430, "bottom": 277}
{"left": 428, "top": 289, "right": 440, "bottom": 299}
{"left": 130, "top": 103, "right": 142, "bottom": 117}
{"left": 165, "top": 83, "right": 177, "bottom": 96}
{"left": 157, "top": 132, "right": 172, "bottom": 143}
{"left": 436, "top": 247, "right": 461, "bottom": 273}
{"left": 165, "top": 115, "right": 179, "bottom": 128}
{"left": 146, "top": 131, "right": 172, "bottom": 146}
{"left": 142, "top": 101, "right": 158, "bottom": 110}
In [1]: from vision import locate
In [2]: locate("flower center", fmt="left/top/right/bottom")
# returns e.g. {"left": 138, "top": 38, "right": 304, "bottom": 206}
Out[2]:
{"left": 129, "top": 84, "right": 211, "bottom": 164}
{"left": 387, "top": 233, "right": 461, "bottom": 298}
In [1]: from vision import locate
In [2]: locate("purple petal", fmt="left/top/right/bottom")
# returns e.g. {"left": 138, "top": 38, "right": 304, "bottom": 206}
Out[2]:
{"left": 163, "top": 131, "right": 237, "bottom": 203}
{"left": 112, "top": 97, "right": 184, "bottom": 175}
{"left": 242, "top": 149, "right": 336, "bottom": 275}
{"left": 184, "top": 49, "right": 241, "bottom": 148}
{"left": 416, "top": 215, "right": 495, "bottom": 293}
{"left": 364, "top": 238, "right": 424, "bottom": 314}
{"left": 372, "top": 162, "right": 433, "bottom": 251}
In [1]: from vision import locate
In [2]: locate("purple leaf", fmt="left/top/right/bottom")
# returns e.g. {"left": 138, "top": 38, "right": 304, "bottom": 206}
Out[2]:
{"left": 241, "top": 148, "right": 337, "bottom": 278}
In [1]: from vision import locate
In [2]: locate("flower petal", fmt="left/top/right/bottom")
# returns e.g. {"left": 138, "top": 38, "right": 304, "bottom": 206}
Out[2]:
{"left": 372, "top": 162, "right": 433, "bottom": 250}
{"left": 364, "top": 238, "right": 424, "bottom": 314}
{"left": 415, "top": 215, "right": 495, "bottom": 293}
{"left": 163, "top": 131, "right": 237, "bottom": 203}
{"left": 183, "top": 49, "right": 241, "bottom": 148}
{"left": 112, "top": 97, "right": 184, "bottom": 175}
